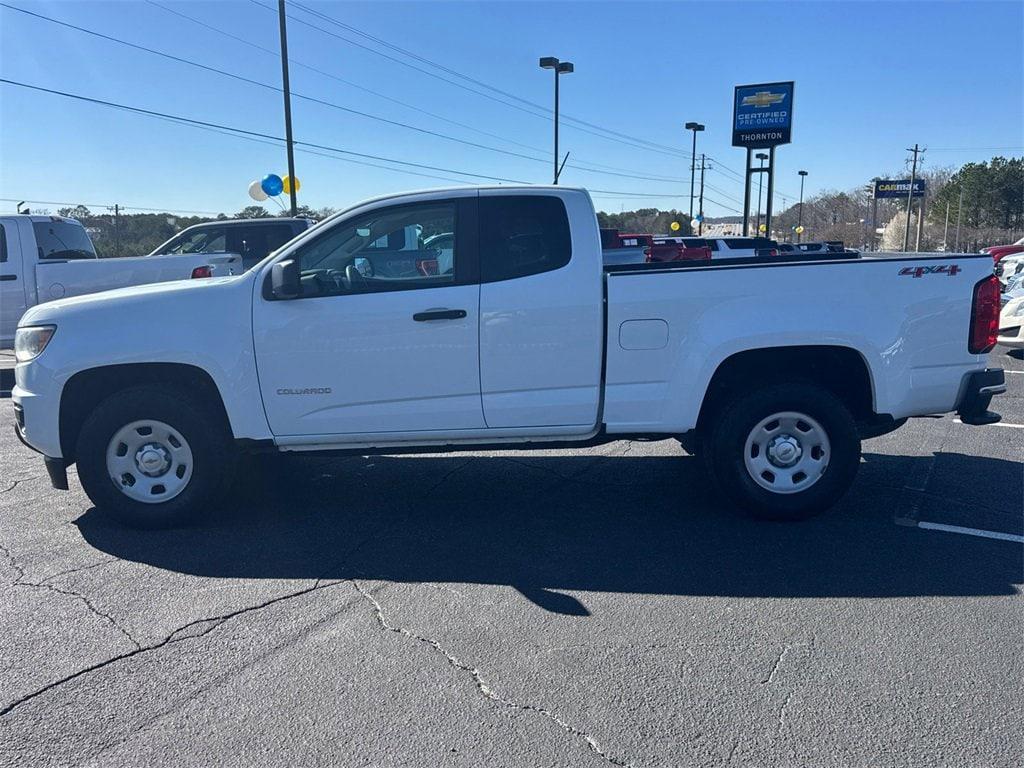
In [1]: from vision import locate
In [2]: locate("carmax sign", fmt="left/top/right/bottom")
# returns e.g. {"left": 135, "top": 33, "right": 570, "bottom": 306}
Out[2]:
{"left": 873, "top": 179, "right": 926, "bottom": 199}
{"left": 732, "top": 81, "right": 794, "bottom": 148}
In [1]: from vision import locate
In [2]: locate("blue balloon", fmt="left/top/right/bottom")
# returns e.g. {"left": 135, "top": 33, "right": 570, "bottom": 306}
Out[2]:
{"left": 261, "top": 174, "right": 284, "bottom": 197}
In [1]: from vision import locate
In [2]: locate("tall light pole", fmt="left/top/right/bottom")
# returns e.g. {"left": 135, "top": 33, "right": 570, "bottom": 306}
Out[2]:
{"left": 278, "top": 0, "right": 298, "bottom": 216}
{"left": 539, "top": 57, "right": 574, "bottom": 184}
{"left": 697, "top": 154, "right": 707, "bottom": 235}
{"left": 755, "top": 152, "right": 768, "bottom": 233}
{"left": 685, "top": 122, "right": 704, "bottom": 221}
{"left": 797, "top": 170, "right": 808, "bottom": 243}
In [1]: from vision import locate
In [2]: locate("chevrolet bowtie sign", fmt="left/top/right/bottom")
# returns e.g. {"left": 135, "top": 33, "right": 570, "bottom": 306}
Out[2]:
{"left": 732, "top": 82, "right": 794, "bottom": 148}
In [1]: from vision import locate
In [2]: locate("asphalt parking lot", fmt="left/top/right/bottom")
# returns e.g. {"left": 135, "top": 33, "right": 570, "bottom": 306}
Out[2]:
{"left": 1, "top": 349, "right": 1021, "bottom": 768}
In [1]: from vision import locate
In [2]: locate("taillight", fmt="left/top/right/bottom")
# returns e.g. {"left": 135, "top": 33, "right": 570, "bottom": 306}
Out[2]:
{"left": 969, "top": 275, "right": 1000, "bottom": 354}
{"left": 643, "top": 247, "right": 652, "bottom": 262}
{"left": 768, "top": 249, "right": 778, "bottom": 257}
{"left": 191, "top": 265, "right": 212, "bottom": 279}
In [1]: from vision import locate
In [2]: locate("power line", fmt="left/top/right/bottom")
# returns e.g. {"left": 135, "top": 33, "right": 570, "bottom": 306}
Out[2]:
{"left": 249, "top": 0, "right": 695, "bottom": 162}
{"left": 2, "top": 78, "right": 726, "bottom": 206}
{"left": 4, "top": 2, "right": 697, "bottom": 188}
{"left": 0, "top": 197, "right": 225, "bottom": 215}
{"left": 290, "top": 0, "right": 695, "bottom": 159}
{"left": 0, "top": 78, "right": 535, "bottom": 184}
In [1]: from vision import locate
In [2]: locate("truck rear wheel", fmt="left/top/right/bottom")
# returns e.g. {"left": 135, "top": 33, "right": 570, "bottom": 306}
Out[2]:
{"left": 707, "top": 383, "right": 860, "bottom": 521}
{"left": 75, "top": 386, "right": 232, "bottom": 528}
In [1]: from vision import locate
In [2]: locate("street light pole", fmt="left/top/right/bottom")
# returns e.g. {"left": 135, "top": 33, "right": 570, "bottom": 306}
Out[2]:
{"left": 697, "top": 154, "right": 706, "bottom": 235}
{"left": 755, "top": 152, "right": 768, "bottom": 233}
{"left": 278, "top": 0, "right": 298, "bottom": 217}
{"left": 540, "top": 57, "right": 574, "bottom": 184}
{"left": 797, "top": 170, "right": 808, "bottom": 243}
{"left": 684, "top": 122, "right": 704, "bottom": 221}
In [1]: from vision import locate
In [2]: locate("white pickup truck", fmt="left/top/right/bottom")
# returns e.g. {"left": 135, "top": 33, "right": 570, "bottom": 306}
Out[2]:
{"left": 12, "top": 187, "right": 1005, "bottom": 528}
{"left": 0, "top": 215, "right": 242, "bottom": 347}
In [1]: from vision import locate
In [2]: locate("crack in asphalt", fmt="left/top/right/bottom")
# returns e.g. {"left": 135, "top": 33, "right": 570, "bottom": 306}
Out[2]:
{"left": 350, "top": 579, "right": 636, "bottom": 768}
{"left": 38, "top": 556, "right": 120, "bottom": 585}
{"left": 0, "top": 476, "right": 41, "bottom": 494}
{"left": 1, "top": 542, "right": 138, "bottom": 650}
{"left": 0, "top": 578, "right": 347, "bottom": 718}
{"left": 422, "top": 458, "right": 472, "bottom": 495}
{"left": 17, "top": 578, "right": 141, "bottom": 650}
{"left": 761, "top": 644, "right": 791, "bottom": 685}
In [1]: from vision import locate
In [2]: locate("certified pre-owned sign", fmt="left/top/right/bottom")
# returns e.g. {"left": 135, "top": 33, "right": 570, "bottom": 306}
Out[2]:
{"left": 732, "top": 82, "right": 794, "bottom": 148}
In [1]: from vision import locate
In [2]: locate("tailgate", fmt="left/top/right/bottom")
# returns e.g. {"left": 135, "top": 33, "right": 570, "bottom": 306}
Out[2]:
{"left": 34, "top": 254, "right": 242, "bottom": 302}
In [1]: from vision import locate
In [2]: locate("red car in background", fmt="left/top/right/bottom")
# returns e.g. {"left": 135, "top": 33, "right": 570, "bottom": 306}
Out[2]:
{"left": 648, "top": 236, "right": 712, "bottom": 262}
{"left": 982, "top": 237, "right": 1024, "bottom": 263}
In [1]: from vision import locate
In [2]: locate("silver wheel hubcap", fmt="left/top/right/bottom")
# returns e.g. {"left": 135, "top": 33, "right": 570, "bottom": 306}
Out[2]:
{"left": 743, "top": 411, "right": 830, "bottom": 494}
{"left": 106, "top": 420, "right": 194, "bottom": 503}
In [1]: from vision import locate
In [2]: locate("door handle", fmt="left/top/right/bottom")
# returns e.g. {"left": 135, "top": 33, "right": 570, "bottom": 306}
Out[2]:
{"left": 0, "top": 275, "right": 16, "bottom": 282}
{"left": 413, "top": 309, "right": 467, "bottom": 321}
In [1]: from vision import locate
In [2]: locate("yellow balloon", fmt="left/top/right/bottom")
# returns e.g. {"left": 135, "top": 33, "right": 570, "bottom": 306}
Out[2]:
{"left": 670, "top": 221, "right": 680, "bottom": 231}
{"left": 758, "top": 223, "right": 767, "bottom": 233}
{"left": 282, "top": 175, "right": 301, "bottom": 194}
{"left": 795, "top": 225, "right": 805, "bottom": 234}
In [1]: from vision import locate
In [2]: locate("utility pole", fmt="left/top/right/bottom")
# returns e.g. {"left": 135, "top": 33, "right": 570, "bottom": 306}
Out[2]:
{"left": 915, "top": 189, "right": 926, "bottom": 252}
{"left": 870, "top": 178, "right": 880, "bottom": 251}
{"left": 903, "top": 143, "right": 923, "bottom": 252}
{"left": 697, "top": 154, "right": 707, "bottom": 235}
{"left": 942, "top": 200, "right": 950, "bottom": 251}
{"left": 797, "top": 170, "right": 808, "bottom": 243}
{"left": 755, "top": 152, "right": 768, "bottom": 233}
{"left": 113, "top": 204, "right": 120, "bottom": 258}
{"left": 278, "top": 0, "right": 298, "bottom": 217}
{"left": 955, "top": 185, "right": 964, "bottom": 251}
{"left": 685, "top": 122, "right": 704, "bottom": 221}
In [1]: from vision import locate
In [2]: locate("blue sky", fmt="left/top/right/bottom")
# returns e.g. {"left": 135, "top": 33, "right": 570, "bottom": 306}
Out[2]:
{"left": 1, "top": 0, "right": 1022, "bottom": 218}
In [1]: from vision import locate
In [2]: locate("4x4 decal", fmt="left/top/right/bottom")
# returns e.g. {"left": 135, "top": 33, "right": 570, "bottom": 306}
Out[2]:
{"left": 899, "top": 264, "right": 961, "bottom": 278}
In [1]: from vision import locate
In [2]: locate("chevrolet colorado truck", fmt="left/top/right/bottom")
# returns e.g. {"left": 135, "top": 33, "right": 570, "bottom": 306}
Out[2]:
{"left": 12, "top": 187, "right": 1005, "bottom": 528}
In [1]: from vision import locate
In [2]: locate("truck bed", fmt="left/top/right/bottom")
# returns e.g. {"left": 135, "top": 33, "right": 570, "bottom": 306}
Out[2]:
{"left": 602, "top": 251, "right": 995, "bottom": 434}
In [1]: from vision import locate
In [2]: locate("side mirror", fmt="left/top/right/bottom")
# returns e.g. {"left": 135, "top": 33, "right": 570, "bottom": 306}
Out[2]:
{"left": 271, "top": 259, "right": 301, "bottom": 299}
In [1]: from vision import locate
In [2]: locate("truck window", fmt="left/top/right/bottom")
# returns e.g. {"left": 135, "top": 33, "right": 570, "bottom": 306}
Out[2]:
{"left": 227, "top": 224, "right": 296, "bottom": 263}
{"left": 0, "top": 224, "right": 6, "bottom": 262}
{"left": 161, "top": 227, "right": 228, "bottom": 255}
{"left": 479, "top": 196, "right": 571, "bottom": 282}
{"left": 289, "top": 201, "right": 458, "bottom": 297}
{"left": 32, "top": 220, "right": 97, "bottom": 260}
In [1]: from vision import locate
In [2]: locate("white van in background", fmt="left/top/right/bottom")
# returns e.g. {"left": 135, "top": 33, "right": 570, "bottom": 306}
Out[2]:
{"left": 0, "top": 215, "right": 240, "bottom": 347}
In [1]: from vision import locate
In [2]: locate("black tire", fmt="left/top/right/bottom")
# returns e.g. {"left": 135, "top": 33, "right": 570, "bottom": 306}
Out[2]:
{"left": 707, "top": 382, "right": 861, "bottom": 521}
{"left": 75, "top": 385, "right": 233, "bottom": 529}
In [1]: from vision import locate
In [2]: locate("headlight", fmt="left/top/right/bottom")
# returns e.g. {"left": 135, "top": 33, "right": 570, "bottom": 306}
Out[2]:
{"left": 14, "top": 325, "right": 56, "bottom": 362}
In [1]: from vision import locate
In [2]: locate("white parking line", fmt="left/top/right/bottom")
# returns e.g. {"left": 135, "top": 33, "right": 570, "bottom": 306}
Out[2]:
{"left": 916, "top": 521, "right": 1024, "bottom": 544}
{"left": 1005, "top": 370, "right": 1023, "bottom": 374}
{"left": 953, "top": 418, "right": 1024, "bottom": 429}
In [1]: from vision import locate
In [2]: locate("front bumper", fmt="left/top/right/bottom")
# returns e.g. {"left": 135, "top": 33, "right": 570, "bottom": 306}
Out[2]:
{"left": 956, "top": 368, "right": 1005, "bottom": 426}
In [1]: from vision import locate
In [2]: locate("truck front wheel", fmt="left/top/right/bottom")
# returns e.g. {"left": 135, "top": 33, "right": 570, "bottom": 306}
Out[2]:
{"left": 75, "top": 385, "right": 232, "bottom": 528}
{"left": 708, "top": 383, "right": 861, "bottom": 521}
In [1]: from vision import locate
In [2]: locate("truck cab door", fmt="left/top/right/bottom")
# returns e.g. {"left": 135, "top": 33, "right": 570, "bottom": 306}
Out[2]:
{"left": 252, "top": 195, "right": 484, "bottom": 437}
{"left": 477, "top": 191, "right": 604, "bottom": 429}
{"left": 0, "top": 220, "right": 28, "bottom": 346}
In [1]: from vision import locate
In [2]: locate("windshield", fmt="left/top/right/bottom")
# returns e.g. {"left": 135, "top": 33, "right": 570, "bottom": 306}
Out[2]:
{"left": 32, "top": 219, "right": 97, "bottom": 260}
{"left": 157, "top": 227, "right": 228, "bottom": 255}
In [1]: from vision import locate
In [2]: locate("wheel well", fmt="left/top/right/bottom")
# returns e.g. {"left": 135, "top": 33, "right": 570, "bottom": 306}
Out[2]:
{"left": 695, "top": 346, "right": 875, "bottom": 434}
{"left": 59, "top": 363, "right": 232, "bottom": 462}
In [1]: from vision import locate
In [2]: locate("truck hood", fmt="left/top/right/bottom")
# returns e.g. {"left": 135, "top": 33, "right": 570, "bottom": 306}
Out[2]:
{"left": 19, "top": 274, "right": 248, "bottom": 326}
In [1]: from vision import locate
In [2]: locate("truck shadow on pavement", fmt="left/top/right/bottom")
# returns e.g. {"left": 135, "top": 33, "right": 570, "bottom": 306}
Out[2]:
{"left": 75, "top": 450, "right": 1023, "bottom": 614}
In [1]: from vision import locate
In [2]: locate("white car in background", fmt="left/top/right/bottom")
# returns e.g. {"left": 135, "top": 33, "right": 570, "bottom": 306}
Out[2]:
{"left": 999, "top": 287, "right": 1024, "bottom": 347}
{"left": 996, "top": 252, "right": 1024, "bottom": 286}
